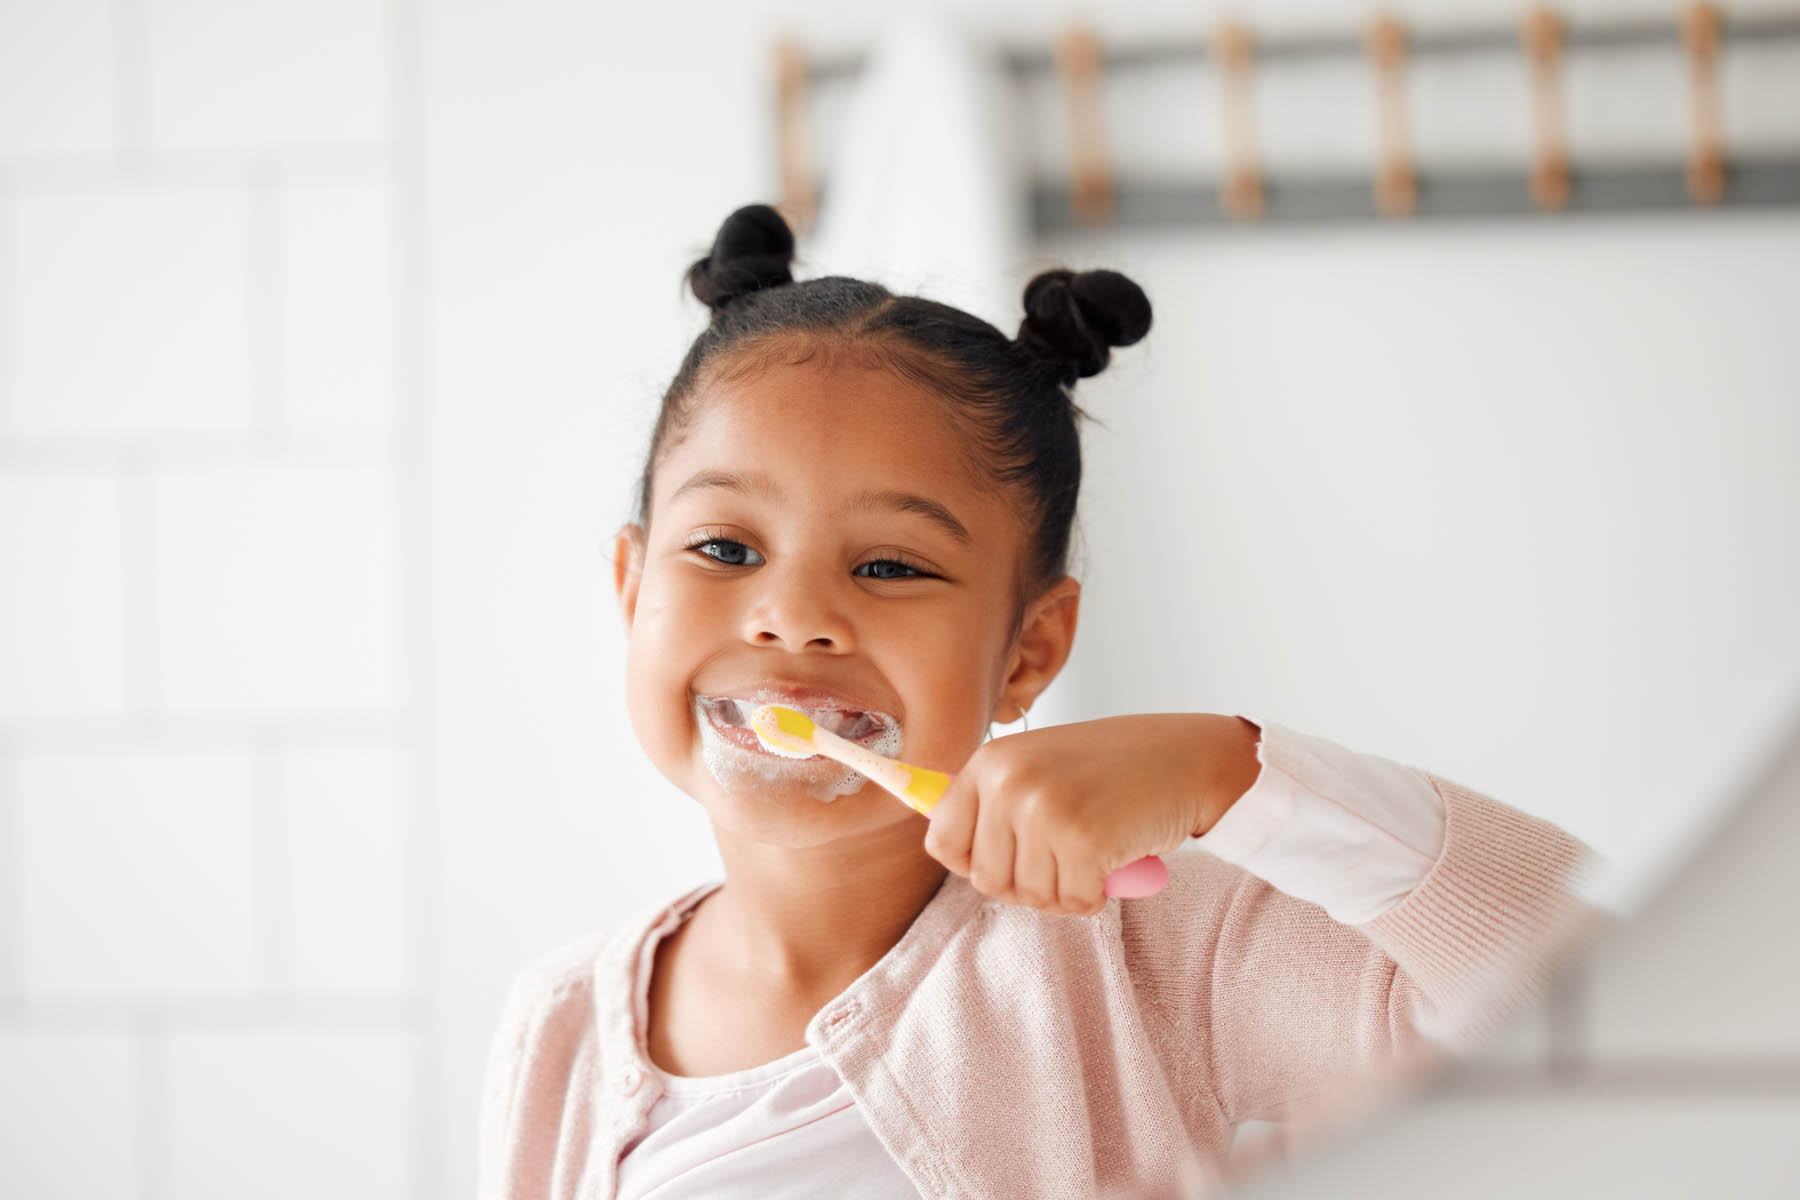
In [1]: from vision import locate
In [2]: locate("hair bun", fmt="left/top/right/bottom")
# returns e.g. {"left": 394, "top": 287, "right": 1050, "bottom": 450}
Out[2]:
{"left": 1015, "top": 268, "right": 1152, "bottom": 384}
{"left": 687, "top": 204, "right": 797, "bottom": 313}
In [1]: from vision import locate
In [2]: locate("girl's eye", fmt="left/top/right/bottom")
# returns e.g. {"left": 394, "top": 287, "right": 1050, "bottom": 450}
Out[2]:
{"left": 689, "top": 538, "right": 764, "bottom": 567}
{"left": 854, "top": 559, "right": 931, "bottom": 581}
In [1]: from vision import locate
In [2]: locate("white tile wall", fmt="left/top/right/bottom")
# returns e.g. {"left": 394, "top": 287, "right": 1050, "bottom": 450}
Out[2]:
{"left": 146, "top": 0, "right": 390, "bottom": 155}
{"left": 283, "top": 742, "right": 412, "bottom": 995}
{"left": 18, "top": 745, "right": 259, "bottom": 998}
{"left": 0, "top": 1030, "right": 140, "bottom": 1196}
{"left": 0, "top": 469, "right": 132, "bottom": 720}
{"left": 149, "top": 455, "right": 402, "bottom": 718}
{"left": 13, "top": 179, "right": 255, "bottom": 440}
{"left": 0, "top": 0, "right": 421, "bottom": 1192}
{"left": 0, "top": 1, "right": 117, "bottom": 162}
{"left": 280, "top": 177, "right": 399, "bottom": 436}
{"left": 166, "top": 1028, "right": 415, "bottom": 1200}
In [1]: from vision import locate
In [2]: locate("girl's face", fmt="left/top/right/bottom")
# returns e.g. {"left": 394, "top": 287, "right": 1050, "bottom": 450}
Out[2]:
{"left": 613, "top": 353, "right": 1077, "bottom": 845}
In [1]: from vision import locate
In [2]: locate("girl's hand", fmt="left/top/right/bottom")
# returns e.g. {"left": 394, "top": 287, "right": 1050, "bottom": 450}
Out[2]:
{"left": 922, "top": 714, "right": 1262, "bottom": 915}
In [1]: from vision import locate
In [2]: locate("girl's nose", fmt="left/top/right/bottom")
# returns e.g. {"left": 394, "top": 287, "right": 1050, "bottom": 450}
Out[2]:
{"left": 742, "top": 569, "right": 854, "bottom": 653}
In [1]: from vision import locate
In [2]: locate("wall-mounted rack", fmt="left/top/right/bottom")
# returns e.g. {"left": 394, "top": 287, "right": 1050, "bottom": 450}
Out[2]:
{"left": 772, "top": 5, "right": 1800, "bottom": 234}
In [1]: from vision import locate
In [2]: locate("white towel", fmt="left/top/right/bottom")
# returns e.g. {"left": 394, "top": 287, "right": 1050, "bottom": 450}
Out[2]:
{"left": 800, "top": 16, "right": 1109, "bottom": 734}
{"left": 802, "top": 15, "right": 1031, "bottom": 332}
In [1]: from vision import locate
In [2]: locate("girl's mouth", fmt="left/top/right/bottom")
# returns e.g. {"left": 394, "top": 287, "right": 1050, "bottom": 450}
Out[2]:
{"left": 695, "top": 694, "right": 892, "bottom": 755}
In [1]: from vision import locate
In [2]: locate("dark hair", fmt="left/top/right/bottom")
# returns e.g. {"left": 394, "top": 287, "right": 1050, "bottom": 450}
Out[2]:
{"left": 636, "top": 202, "right": 1151, "bottom": 631}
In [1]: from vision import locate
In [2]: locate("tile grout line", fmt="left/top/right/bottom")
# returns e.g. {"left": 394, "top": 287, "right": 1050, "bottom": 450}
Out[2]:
{"left": 0, "top": 151, "right": 386, "bottom": 189}
{"left": 114, "top": 0, "right": 149, "bottom": 168}
{"left": 0, "top": 435, "right": 391, "bottom": 468}
{"left": 389, "top": 1, "right": 443, "bottom": 1197}
{"left": 0, "top": 175, "right": 10, "bottom": 1014}
{"left": 255, "top": 732, "right": 292, "bottom": 998}
{"left": 11, "top": 994, "right": 416, "bottom": 1031}
{"left": 117, "top": 3, "right": 166, "bottom": 1168}
{"left": 0, "top": 737, "right": 18, "bottom": 1005}
{"left": 0, "top": 173, "right": 13, "bottom": 440}
{"left": 135, "top": 1007, "right": 170, "bottom": 1200}
{"left": 0, "top": 716, "right": 404, "bottom": 748}
{"left": 122, "top": 453, "right": 160, "bottom": 723}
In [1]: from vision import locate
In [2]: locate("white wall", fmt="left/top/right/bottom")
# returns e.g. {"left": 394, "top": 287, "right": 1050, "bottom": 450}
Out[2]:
{"left": 3, "top": 0, "right": 1798, "bottom": 1195}
{"left": 1043, "top": 216, "right": 1800, "bottom": 910}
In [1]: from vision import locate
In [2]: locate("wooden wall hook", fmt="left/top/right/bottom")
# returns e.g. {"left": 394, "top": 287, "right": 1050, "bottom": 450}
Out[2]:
{"left": 1522, "top": 6, "right": 1571, "bottom": 210}
{"left": 773, "top": 40, "right": 819, "bottom": 235}
{"left": 1056, "top": 26, "right": 1114, "bottom": 226}
{"left": 1215, "top": 19, "right": 1264, "bottom": 220}
{"left": 1364, "top": 13, "right": 1416, "bottom": 217}
{"left": 1680, "top": 2, "right": 1727, "bottom": 205}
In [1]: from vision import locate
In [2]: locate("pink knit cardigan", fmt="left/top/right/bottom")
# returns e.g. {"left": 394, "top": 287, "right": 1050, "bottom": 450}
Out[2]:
{"left": 479, "top": 743, "right": 1604, "bottom": 1199}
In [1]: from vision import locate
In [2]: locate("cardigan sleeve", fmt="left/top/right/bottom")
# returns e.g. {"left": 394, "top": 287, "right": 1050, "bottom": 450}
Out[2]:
{"left": 477, "top": 968, "right": 548, "bottom": 1200}
{"left": 1165, "top": 718, "right": 1610, "bottom": 1129}
{"left": 1194, "top": 716, "right": 1448, "bottom": 925}
{"left": 477, "top": 954, "right": 604, "bottom": 1200}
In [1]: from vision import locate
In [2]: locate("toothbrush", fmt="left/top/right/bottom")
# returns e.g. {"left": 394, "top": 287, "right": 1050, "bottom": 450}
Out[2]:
{"left": 750, "top": 704, "right": 1168, "bottom": 899}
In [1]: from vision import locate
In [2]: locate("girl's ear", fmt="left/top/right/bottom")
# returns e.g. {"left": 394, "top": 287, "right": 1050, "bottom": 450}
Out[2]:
{"left": 612, "top": 523, "right": 647, "bottom": 630}
{"left": 996, "top": 576, "right": 1081, "bottom": 723}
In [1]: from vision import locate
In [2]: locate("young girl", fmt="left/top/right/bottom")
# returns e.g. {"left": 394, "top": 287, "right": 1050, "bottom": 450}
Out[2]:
{"left": 477, "top": 204, "right": 1607, "bottom": 1200}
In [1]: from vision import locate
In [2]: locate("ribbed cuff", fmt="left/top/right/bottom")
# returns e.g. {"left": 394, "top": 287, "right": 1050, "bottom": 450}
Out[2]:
{"left": 1359, "top": 776, "right": 1606, "bottom": 1049}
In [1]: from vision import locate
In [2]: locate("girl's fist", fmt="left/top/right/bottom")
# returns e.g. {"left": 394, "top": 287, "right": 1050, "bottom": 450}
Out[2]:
{"left": 922, "top": 713, "right": 1261, "bottom": 915}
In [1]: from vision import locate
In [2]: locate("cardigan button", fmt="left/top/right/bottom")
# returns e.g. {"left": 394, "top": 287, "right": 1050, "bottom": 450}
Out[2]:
{"left": 615, "top": 1065, "right": 643, "bottom": 1095}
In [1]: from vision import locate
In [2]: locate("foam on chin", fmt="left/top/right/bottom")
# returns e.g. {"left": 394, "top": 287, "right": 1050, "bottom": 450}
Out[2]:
{"left": 695, "top": 698, "right": 902, "bottom": 803}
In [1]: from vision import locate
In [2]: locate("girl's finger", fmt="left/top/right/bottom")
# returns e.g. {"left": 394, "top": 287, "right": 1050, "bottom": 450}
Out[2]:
{"left": 1011, "top": 819, "right": 1059, "bottom": 911}
{"left": 970, "top": 787, "right": 1017, "bottom": 901}
{"left": 922, "top": 775, "right": 977, "bottom": 876}
{"left": 1061, "top": 857, "right": 1106, "bottom": 916}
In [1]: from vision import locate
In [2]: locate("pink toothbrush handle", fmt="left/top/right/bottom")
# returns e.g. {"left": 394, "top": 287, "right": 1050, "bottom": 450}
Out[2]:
{"left": 1103, "top": 855, "right": 1167, "bottom": 898}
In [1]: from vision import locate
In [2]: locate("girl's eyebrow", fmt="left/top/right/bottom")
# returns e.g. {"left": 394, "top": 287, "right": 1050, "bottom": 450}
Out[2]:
{"left": 669, "top": 468, "right": 772, "bottom": 506}
{"left": 853, "top": 489, "right": 971, "bottom": 547}
{"left": 669, "top": 468, "right": 972, "bottom": 547}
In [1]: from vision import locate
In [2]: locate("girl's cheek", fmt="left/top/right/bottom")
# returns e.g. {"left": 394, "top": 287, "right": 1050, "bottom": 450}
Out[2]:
{"left": 630, "top": 574, "right": 699, "bottom": 660}
{"left": 622, "top": 666, "right": 698, "bottom": 791}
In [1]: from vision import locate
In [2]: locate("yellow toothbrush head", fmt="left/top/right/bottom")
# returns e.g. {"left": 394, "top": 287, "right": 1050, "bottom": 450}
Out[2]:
{"left": 750, "top": 704, "right": 819, "bottom": 758}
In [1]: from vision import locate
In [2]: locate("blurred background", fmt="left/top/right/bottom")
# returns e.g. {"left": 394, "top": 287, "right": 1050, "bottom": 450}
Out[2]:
{"left": 2, "top": 0, "right": 1797, "bottom": 1196}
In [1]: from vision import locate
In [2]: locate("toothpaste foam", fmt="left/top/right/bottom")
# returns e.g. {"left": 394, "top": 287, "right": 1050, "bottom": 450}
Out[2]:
{"left": 696, "top": 696, "right": 901, "bottom": 803}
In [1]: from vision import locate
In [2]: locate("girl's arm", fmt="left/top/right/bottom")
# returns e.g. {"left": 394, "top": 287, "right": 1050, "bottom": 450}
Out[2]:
{"left": 1128, "top": 718, "right": 1611, "bottom": 1134}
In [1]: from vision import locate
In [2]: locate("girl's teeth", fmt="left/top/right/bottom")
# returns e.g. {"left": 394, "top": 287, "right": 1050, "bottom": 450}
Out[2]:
{"left": 702, "top": 697, "right": 877, "bottom": 741}
{"left": 830, "top": 711, "right": 875, "bottom": 739}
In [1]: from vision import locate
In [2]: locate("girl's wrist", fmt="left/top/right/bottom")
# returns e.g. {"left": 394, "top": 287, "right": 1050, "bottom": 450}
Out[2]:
{"left": 1193, "top": 714, "right": 1263, "bottom": 838}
